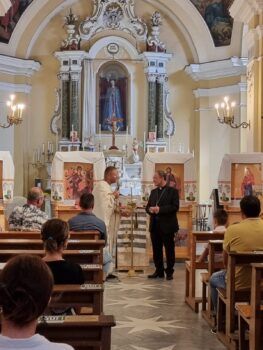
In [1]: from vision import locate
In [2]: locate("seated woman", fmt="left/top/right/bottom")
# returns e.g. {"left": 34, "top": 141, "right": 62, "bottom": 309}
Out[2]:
{"left": 41, "top": 218, "right": 84, "bottom": 285}
{"left": 0, "top": 254, "right": 73, "bottom": 350}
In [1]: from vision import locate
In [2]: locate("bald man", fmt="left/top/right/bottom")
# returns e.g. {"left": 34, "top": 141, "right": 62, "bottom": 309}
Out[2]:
{"left": 8, "top": 187, "right": 48, "bottom": 231}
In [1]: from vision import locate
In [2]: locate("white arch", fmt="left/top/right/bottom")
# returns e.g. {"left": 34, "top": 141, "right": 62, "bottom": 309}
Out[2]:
{"left": 0, "top": 0, "right": 239, "bottom": 63}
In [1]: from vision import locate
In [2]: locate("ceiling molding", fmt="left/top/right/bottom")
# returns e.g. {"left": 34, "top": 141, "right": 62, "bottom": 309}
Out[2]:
{"left": 230, "top": 0, "right": 263, "bottom": 24}
{"left": 185, "top": 57, "right": 247, "bottom": 81}
{"left": 0, "top": 55, "right": 41, "bottom": 77}
{"left": 193, "top": 85, "right": 240, "bottom": 98}
{"left": 0, "top": 82, "right": 31, "bottom": 94}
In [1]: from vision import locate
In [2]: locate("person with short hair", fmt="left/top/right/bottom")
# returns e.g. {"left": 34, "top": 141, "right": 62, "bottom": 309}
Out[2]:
{"left": 197, "top": 209, "right": 228, "bottom": 263}
{"left": 41, "top": 218, "right": 84, "bottom": 285}
{"left": 146, "top": 170, "right": 179, "bottom": 280}
{"left": 0, "top": 254, "right": 73, "bottom": 350}
{"left": 209, "top": 195, "right": 263, "bottom": 332}
{"left": 8, "top": 187, "right": 48, "bottom": 231}
{"left": 92, "top": 166, "right": 119, "bottom": 257}
{"left": 69, "top": 193, "right": 113, "bottom": 279}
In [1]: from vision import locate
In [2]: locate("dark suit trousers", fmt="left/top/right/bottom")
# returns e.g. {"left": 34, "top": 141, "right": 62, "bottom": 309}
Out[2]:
{"left": 150, "top": 223, "right": 175, "bottom": 275}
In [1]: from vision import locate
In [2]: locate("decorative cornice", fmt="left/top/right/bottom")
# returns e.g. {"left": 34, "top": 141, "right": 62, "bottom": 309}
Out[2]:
{"left": 230, "top": 0, "right": 263, "bottom": 24}
{"left": 0, "top": 55, "right": 41, "bottom": 77}
{"left": 185, "top": 57, "right": 247, "bottom": 81}
{"left": 0, "top": 0, "right": 11, "bottom": 16}
{"left": 193, "top": 85, "right": 240, "bottom": 98}
{"left": 0, "top": 82, "right": 31, "bottom": 94}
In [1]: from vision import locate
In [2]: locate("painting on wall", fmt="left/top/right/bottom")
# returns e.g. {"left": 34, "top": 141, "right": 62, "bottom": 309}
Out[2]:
{"left": 231, "top": 163, "right": 262, "bottom": 199}
{"left": 0, "top": 0, "right": 34, "bottom": 44}
{"left": 190, "top": 0, "right": 233, "bottom": 47}
{"left": 97, "top": 63, "right": 128, "bottom": 133}
{"left": 155, "top": 163, "right": 184, "bottom": 200}
{"left": 0, "top": 160, "right": 3, "bottom": 199}
{"left": 64, "top": 162, "right": 94, "bottom": 200}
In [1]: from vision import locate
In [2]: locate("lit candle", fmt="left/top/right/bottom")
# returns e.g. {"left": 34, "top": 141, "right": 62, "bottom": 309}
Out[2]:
{"left": 37, "top": 148, "right": 40, "bottom": 162}
{"left": 99, "top": 124, "right": 102, "bottom": 141}
{"left": 42, "top": 143, "right": 45, "bottom": 154}
{"left": 126, "top": 125, "right": 128, "bottom": 144}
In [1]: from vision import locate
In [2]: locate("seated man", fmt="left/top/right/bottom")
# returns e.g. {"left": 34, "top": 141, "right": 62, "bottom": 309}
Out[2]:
{"left": 68, "top": 192, "right": 113, "bottom": 279}
{"left": 209, "top": 195, "right": 263, "bottom": 333}
{"left": 8, "top": 187, "right": 48, "bottom": 231}
{"left": 198, "top": 209, "right": 228, "bottom": 263}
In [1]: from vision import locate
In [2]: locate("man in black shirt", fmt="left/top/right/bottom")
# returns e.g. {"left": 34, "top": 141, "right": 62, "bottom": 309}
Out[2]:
{"left": 146, "top": 170, "right": 179, "bottom": 280}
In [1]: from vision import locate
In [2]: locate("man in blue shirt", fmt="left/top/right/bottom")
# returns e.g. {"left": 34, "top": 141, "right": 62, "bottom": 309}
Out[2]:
{"left": 68, "top": 192, "right": 113, "bottom": 279}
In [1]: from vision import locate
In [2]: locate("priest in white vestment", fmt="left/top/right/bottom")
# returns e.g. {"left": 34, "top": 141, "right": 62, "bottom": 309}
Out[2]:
{"left": 93, "top": 166, "right": 119, "bottom": 257}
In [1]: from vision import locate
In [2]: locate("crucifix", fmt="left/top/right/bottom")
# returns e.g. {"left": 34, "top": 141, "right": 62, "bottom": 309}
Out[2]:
{"left": 107, "top": 114, "right": 123, "bottom": 150}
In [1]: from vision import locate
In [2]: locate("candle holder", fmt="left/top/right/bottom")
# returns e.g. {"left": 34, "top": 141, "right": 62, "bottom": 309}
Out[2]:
{"left": 126, "top": 198, "right": 137, "bottom": 277}
{"left": 0, "top": 94, "right": 25, "bottom": 129}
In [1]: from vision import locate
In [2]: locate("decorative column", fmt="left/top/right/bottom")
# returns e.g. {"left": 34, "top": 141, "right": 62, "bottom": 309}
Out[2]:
{"left": 147, "top": 74, "right": 157, "bottom": 133}
{"left": 59, "top": 72, "right": 70, "bottom": 139}
{"left": 70, "top": 69, "right": 82, "bottom": 136}
{"left": 156, "top": 75, "right": 166, "bottom": 140}
{"left": 230, "top": 0, "right": 263, "bottom": 151}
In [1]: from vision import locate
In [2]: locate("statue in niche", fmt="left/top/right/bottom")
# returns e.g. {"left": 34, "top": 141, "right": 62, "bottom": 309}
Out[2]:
{"left": 98, "top": 63, "right": 128, "bottom": 132}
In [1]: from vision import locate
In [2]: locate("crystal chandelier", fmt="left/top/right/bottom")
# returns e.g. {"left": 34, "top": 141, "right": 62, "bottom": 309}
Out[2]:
{"left": 0, "top": 94, "right": 25, "bottom": 128}
{"left": 215, "top": 96, "right": 250, "bottom": 129}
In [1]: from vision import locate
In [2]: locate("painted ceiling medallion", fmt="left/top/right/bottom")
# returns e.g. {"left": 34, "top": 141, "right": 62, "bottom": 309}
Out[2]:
{"left": 79, "top": 0, "right": 147, "bottom": 41}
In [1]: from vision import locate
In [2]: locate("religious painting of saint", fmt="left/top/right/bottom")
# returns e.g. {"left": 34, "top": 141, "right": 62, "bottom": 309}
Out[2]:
{"left": 0, "top": 161, "right": 3, "bottom": 199}
{"left": 155, "top": 163, "right": 184, "bottom": 200}
{"left": 0, "top": 0, "right": 34, "bottom": 44}
{"left": 231, "top": 163, "right": 262, "bottom": 199}
{"left": 64, "top": 162, "right": 93, "bottom": 200}
{"left": 190, "top": 0, "right": 233, "bottom": 47}
{"left": 98, "top": 63, "right": 128, "bottom": 133}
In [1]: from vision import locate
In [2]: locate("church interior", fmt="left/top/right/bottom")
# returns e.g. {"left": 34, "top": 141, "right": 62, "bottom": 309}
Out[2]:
{"left": 0, "top": 0, "right": 263, "bottom": 349}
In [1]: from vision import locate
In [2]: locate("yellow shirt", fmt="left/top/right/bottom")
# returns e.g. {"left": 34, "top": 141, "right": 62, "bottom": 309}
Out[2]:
{"left": 223, "top": 218, "right": 263, "bottom": 290}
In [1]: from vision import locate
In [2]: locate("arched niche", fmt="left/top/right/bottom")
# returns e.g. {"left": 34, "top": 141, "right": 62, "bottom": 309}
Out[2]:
{"left": 96, "top": 61, "right": 130, "bottom": 134}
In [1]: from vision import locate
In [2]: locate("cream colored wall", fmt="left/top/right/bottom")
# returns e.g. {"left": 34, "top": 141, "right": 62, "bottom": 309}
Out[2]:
{"left": 0, "top": 0, "right": 246, "bottom": 201}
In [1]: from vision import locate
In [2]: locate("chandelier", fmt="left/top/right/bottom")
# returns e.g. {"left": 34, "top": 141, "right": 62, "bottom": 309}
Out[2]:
{"left": 0, "top": 94, "right": 25, "bottom": 128}
{"left": 215, "top": 96, "right": 250, "bottom": 129}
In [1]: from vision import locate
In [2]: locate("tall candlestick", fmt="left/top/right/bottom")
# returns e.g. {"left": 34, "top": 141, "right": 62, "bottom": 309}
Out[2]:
{"left": 154, "top": 125, "right": 157, "bottom": 139}
{"left": 42, "top": 143, "right": 45, "bottom": 153}
{"left": 168, "top": 135, "right": 171, "bottom": 152}
{"left": 143, "top": 132, "right": 146, "bottom": 153}
{"left": 126, "top": 126, "right": 128, "bottom": 145}
{"left": 99, "top": 124, "right": 101, "bottom": 141}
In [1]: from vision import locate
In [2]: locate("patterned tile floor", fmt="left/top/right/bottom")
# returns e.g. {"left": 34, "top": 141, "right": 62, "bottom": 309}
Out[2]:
{"left": 104, "top": 263, "right": 225, "bottom": 350}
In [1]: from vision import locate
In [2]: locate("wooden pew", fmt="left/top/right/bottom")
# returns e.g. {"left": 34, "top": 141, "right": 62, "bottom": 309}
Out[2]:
{"left": 0, "top": 239, "right": 105, "bottom": 253}
{"left": 0, "top": 315, "right": 115, "bottom": 350}
{"left": 0, "top": 230, "right": 101, "bottom": 240}
{"left": 37, "top": 315, "right": 116, "bottom": 350}
{"left": 216, "top": 251, "right": 263, "bottom": 349}
{"left": 49, "top": 284, "right": 104, "bottom": 315}
{"left": 236, "top": 263, "right": 263, "bottom": 350}
{"left": 201, "top": 240, "right": 224, "bottom": 325}
{"left": 0, "top": 262, "right": 103, "bottom": 284}
{"left": 185, "top": 231, "right": 225, "bottom": 312}
{"left": 0, "top": 249, "right": 102, "bottom": 264}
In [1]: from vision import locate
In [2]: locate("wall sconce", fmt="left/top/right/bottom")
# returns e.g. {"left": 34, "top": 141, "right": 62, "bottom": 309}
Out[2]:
{"left": 0, "top": 94, "right": 25, "bottom": 128}
{"left": 215, "top": 96, "right": 250, "bottom": 129}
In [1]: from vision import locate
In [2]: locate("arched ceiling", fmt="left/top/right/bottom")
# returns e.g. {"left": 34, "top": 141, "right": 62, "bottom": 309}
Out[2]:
{"left": 0, "top": 0, "right": 242, "bottom": 63}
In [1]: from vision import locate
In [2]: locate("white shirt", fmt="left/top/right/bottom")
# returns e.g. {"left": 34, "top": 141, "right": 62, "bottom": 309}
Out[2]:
{"left": 0, "top": 334, "right": 74, "bottom": 350}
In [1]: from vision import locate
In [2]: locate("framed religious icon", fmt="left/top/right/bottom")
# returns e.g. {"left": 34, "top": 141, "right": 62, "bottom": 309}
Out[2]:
{"left": 64, "top": 162, "right": 94, "bottom": 200}
{"left": 0, "top": 160, "right": 3, "bottom": 199}
{"left": 155, "top": 163, "right": 185, "bottom": 200}
{"left": 231, "top": 163, "right": 262, "bottom": 199}
{"left": 97, "top": 62, "right": 128, "bottom": 133}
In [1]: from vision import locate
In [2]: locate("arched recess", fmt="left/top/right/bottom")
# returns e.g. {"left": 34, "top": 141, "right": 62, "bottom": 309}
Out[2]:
{"left": 0, "top": 0, "right": 236, "bottom": 64}
{"left": 83, "top": 35, "right": 139, "bottom": 140}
